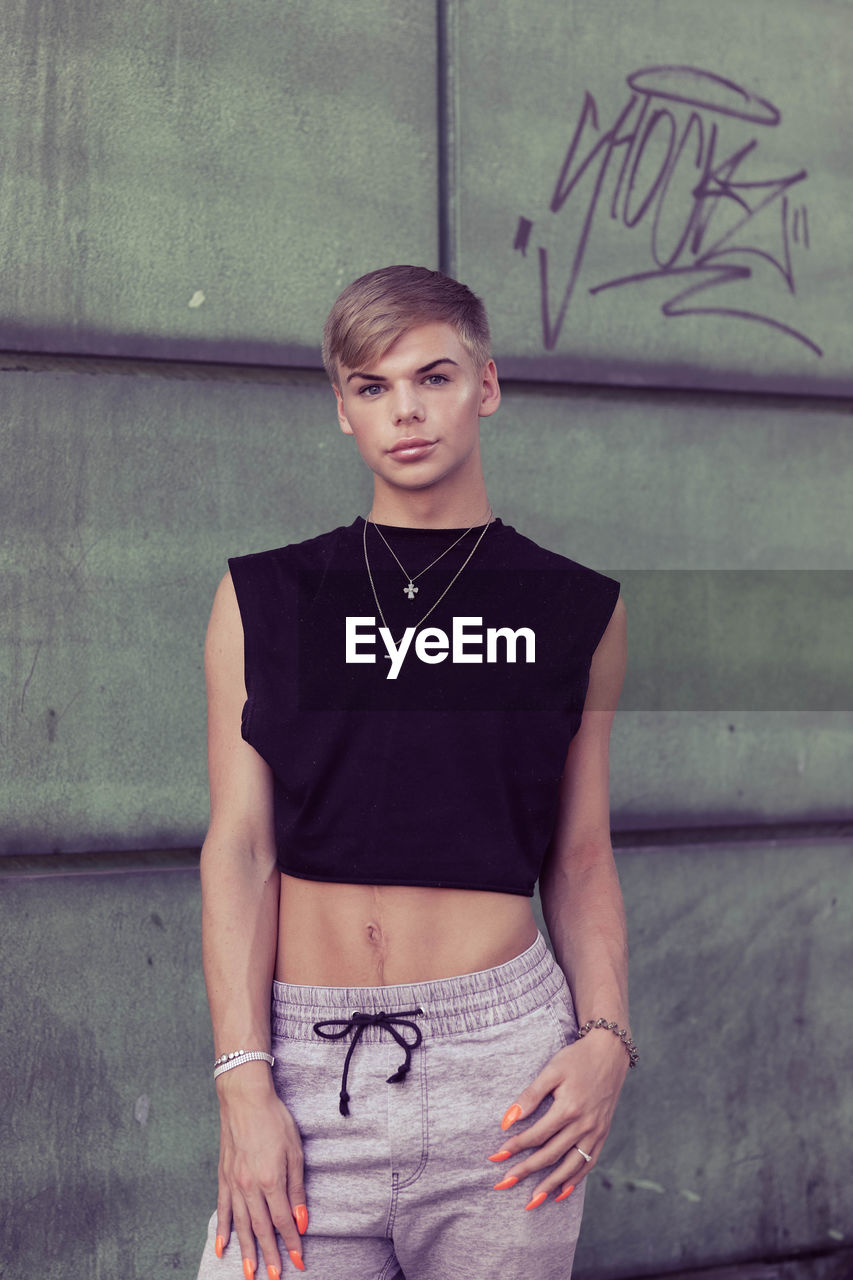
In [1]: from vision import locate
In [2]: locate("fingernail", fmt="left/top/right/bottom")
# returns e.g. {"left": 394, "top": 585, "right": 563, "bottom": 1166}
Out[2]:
{"left": 243, "top": 1261, "right": 256, "bottom": 1279}
{"left": 215, "top": 1236, "right": 225, "bottom": 1259}
{"left": 267, "top": 1269, "right": 280, "bottom": 1280}
{"left": 294, "top": 1203, "right": 309, "bottom": 1235}
{"left": 493, "top": 1175, "right": 519, "bottom": 1190}
{"left": 555, "top": 1184, "right": 575, "bottom": 1202}
{"left": 288, "top": 1250, "right": 306, "bottom": 1272}
{"left": 501, "top": 1104, "right": 523, "bottom": 1131}
{"left": 487, "top": 1150, "right": 512, "bottom": 1162}
{"left": 525, "top": 1191, "right": 548, "bottom": 1211}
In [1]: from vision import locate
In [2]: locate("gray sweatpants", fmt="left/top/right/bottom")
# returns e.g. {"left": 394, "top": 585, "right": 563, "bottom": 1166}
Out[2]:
{"left": 197, "top": 932, "right": 585, "bottom": 1278}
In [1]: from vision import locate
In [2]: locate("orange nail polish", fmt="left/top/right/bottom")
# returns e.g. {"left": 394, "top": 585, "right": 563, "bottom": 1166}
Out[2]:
{"left": 501, "top": 1104, "right": 523, "bottom": 1131}
{"left": 488, "top": 1150, "right": 512, "bottom": 1162}
{"left": 267, "top": 1268, "right": 281, "bottom": 1280}
{"left": 525, "top": 1191, "right": 548, "bottom": 1211}
{"left": 243, "top": 1261, "right": 256, "bottom": 1279}
{"left": 215, "top": 1236, "right": 225, "bottom": 1259}
{"left": 288, "top": 1250, "right": 306, "bottom": 1272}
{"left": 294, "top": 1203, "right": 309, "bottom": 1235}
{"left": 555, "top": 1184, "right": 575, "bottom": 1202}
{"left": 493, "top": 1175, "right": 519, "bottom": 1190}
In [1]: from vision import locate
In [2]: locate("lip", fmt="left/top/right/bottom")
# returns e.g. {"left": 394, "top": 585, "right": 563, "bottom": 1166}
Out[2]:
{"left": 388, "top": 438, "right": 437, "bottom": 461}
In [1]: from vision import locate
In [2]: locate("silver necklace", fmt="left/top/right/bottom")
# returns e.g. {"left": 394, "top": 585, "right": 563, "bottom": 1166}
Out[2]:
{"left": 368, "top": 510, "right": 490, "bottom": 600}
{"left": 362, "top": 509, "right": 493, "bottom": 636}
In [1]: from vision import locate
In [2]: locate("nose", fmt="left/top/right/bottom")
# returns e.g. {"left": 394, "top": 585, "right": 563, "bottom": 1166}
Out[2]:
{"left": 390, "top": 382, "right": 425, "bottom": 425}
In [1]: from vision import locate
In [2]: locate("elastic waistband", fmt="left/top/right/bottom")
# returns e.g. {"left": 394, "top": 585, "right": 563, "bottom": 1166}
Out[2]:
{"left": 271, "top": 932, "right": 565, "bottom": 1041}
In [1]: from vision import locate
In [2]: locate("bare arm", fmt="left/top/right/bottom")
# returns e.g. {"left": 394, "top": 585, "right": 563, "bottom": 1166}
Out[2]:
{"left": 492, "top": 596, "right": 631, "bottom": 1205}
{"left": 201, "top": 571, "right": 307, "bottom": 1273}
{"left": 540, "top": 592, "right": 629, "bottom": 1029}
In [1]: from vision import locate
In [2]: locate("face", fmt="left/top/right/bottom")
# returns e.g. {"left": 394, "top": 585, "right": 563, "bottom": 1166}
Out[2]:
{"left": 333, "top": 322, "right": 500, "bottom": 496}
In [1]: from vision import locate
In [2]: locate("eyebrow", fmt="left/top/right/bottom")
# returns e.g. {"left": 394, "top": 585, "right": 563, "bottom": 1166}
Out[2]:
{"left": 345, "top": 357, "right": 460, "bottom": 384}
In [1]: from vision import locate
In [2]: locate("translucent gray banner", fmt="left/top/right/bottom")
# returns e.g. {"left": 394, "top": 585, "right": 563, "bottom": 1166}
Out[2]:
{"left": 617, "top": 570, "right": 852, "bottom": 711}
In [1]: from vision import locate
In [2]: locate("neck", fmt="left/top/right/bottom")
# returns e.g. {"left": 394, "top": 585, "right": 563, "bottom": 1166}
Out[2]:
{"left": 368, "top": 481, "right": 492, "bottom": 530}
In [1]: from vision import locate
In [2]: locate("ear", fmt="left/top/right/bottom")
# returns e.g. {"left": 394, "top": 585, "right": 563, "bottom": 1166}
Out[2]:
{"left": 477, "top": 359, "right": 501, "bottom": 419}
{"left": 334, "top": 384, "right": 354, "bottom": 436}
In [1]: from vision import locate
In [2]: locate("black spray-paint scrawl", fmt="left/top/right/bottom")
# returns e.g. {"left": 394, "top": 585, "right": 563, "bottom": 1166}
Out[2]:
{"left": 514, "top": 65, "right": 820, "bottom": 357}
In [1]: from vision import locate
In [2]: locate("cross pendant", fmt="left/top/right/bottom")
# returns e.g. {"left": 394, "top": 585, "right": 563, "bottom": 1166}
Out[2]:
{"left": 404, "top": 580, "right": 418, "bottom": 600}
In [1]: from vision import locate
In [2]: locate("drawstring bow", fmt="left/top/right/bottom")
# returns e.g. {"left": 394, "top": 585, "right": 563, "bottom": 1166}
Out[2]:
{"left": 312, "top": 1009, "right": 424, "bottom": 1116}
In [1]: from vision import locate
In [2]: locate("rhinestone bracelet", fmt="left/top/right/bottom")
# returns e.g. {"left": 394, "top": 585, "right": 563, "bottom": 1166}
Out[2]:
{"left": 576, "top": 1019, "right": 639, "bottom": 1069}
{"left": 212, "top": 1049, "right": 275, "bottom": 1080}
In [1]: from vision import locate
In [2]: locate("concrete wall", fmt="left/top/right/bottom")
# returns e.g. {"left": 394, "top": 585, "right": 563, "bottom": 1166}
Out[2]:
{"left": 2, "top": 3, "right": 851, "bottom": 1278}
{"left": 0, "top": 0, "right": 437, "bottom": 362}
{"left": 455, "top": 0, "right": 853, "bottom": 396}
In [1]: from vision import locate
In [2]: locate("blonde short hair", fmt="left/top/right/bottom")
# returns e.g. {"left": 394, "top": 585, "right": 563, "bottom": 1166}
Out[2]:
{"left": 322, "top": 265, "right": 491, "bottom": 385}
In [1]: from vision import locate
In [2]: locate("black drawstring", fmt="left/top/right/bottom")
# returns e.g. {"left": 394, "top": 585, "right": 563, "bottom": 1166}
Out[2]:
{"left": 312, "top": 1009, "right": 424, "bottom": 1116}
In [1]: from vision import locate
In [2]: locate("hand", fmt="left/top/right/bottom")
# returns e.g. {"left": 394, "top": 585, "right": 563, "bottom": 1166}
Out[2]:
{"left": 489, "top": 1032, "right": 629, "bottom": 1209}
{"left": 215, "top": 1065, "right": 308, "bottom": 1275}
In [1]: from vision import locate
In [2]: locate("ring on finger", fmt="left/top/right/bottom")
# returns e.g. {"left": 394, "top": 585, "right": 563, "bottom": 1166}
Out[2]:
{"left": 575, "top": 1145, "right": 592, "bottom": 1163}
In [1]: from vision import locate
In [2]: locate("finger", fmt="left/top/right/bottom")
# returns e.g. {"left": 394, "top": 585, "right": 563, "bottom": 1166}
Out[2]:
{"left": 288, "top": 1153, "right": 309, "bottom": 1237}
{"left": 261, "top": 1148, "right": 307, "bottom": 1274}
{"left": 507, "top": 1077, "right": 592, "bottom": 1153}
{"left": 487, "top": 1103, "right": 575, "bottom": 1164}
{"left": 528, "top": 1142, "right": 598, "bottom": 1205}
{"left": 499, "top": 1056, "right": 567, "bottom": 1131}
{"left": 229, "top": 1190, "right": 259, "bottom": 1277}
{"left": 492, "top": 1108, "right": 578, "bottom": 1173}
{"left": 261, "top": 1188, "right": 304, "bottom": 1275}
{"left": 521, "top": 1134, "right": 601, "bottom": 1207}
{"left": 492, "top": 1125, "right": 583, "bottom": 1190}
{"left": 247, "top": 1191, "right": 286, "bottom": 1280}
{"left": 215, "top": 1184, "right": 233, "bottom": 1259}
{"left": 554, "top": 1181, "right": 579, "bottom": 1202}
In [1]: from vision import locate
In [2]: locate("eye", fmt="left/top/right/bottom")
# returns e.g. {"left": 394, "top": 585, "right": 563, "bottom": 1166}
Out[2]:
{"left": 357, "top": 383, "right": 384, "bottom": 397}
{"left": 424, "top": 373, "right": 448, "bottom": 386}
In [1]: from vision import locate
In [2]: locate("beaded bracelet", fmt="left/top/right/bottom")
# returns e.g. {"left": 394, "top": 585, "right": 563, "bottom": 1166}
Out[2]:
{"left": 212, "top": 1049, "right": 275, "bottom": 1080}
{"left": 576, "top": 1019, "right": 639, "bottom": 1069}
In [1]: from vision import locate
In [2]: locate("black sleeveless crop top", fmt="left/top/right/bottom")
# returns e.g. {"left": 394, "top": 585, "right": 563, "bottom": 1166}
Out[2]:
{"left": 228, "top": 517, "right": 620, "bottom": 896}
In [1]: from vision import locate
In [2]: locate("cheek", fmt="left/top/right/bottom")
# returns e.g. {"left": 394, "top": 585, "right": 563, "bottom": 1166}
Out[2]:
{"left": 349, "top": 425, "right": 383, "bottom": 462}
{"left": 445, "top": 385, "right": 480, "bottom": 419}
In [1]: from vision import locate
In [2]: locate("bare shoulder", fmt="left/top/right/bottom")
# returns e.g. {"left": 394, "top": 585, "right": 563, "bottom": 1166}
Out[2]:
{"left": 584, "top": 593, "right": 627, "bottom": 715}
{"left": 205, "top": 571, "right": 244, "bottom": 685}
{"left": 203, "top": 569, "right": 273, "bottom": 840}
{"left": 542, "top": 595, "right": 626, "bottom": 862}
{"left": 207, "top": 570, "right": 240, "bottom": 637}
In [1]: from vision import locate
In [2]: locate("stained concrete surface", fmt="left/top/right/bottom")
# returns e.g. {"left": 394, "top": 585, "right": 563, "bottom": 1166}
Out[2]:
{"left": 3, "top": 370, "right": 851, "bottom": 856}
{"left": 573, "top": 838, "right": 852, "bottom": 1278}
{"left": 0, "top": 0, "right": 437, "bottom": 363}
{"left": 0, "top": 869, "right": 213, "bottom": 1279}
{"left": 455, "top": 0, "right": 853, "bottom": 395}
{"left": 1, "top": 4, "right": 850, "bottom": 1277}
{"left": 1, "top": 836, "right": 850, "bottom": 1279}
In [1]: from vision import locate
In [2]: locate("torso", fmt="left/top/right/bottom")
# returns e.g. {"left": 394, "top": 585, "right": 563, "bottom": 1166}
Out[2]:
{"left": 275, "top": 874, "right": 539, "bottom": 986}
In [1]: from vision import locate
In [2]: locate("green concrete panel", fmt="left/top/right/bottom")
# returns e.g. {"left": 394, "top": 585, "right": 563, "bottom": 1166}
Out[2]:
{"left": 0, "top": 0, "right": 437, "bottom": 364}
{"left": 630, "top": 1259, "right": 853, "bottom": 1280}
{"left": 455, "top": 0, "right": 853, "bottom": 394}
{"left": 486, "top": 383, "right": 853, "bottom": 829}
{"left": 0, "top": 366, "right": 371, "bottom": 854}
{"left": 574, "top": 837, "right": 853, "bottom": 1279}
{"left": 0, "top": 868, "right": 215, "bottom": 1279}
{"left": 1, "top": 838, "right": 850, "bottom": 1278}
{"left": 2, "top": 370, "right": 851, "bottom": 855}
{"left": 486, "top": 387, "right": 852, "bottom": 571}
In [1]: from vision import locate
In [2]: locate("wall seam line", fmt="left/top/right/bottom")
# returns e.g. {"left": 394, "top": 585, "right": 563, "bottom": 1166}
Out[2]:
{"left": 436, "top": 0, "right": 459, "bottom": 277}
{"left": 1, "top": 821, "right": 850, "bottom": 878}
{"left": 4, "top": 350, "right": 851, "bottom": 408}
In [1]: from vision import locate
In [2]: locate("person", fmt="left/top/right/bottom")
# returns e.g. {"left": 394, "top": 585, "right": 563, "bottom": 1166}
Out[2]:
{"left": 196, "top": 265, "right": 632, "bottom": 1280}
